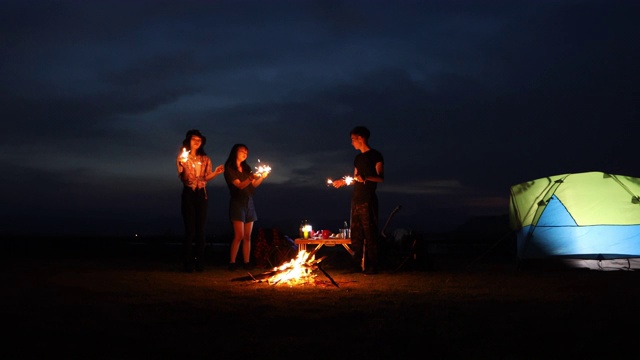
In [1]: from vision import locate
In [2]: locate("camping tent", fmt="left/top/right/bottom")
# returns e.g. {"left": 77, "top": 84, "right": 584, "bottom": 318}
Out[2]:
{"left": 509, "top": 171, "right": 640, "bottom": 270}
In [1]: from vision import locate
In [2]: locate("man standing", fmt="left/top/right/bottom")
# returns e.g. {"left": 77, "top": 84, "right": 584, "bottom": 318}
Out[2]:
{"left": 332, "top": 126, "right": 384, "bottom": 274}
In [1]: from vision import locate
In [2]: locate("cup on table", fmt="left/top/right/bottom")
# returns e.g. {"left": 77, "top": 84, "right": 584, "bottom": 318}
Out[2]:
{"left": 322, "top": 229, "right": 331, "bottom": 239}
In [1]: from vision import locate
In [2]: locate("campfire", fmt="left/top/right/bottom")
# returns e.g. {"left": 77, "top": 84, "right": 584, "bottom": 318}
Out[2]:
{"left": 232, "top": 247, "right": 339, "bottom": 287}
{"left": 267, "top": 250, "right": 322, "bottom": 285}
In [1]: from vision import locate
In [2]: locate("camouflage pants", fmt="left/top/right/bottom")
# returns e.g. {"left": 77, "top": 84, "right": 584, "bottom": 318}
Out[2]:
{"left": 350, "top": 201, "right": 379, "bottom": 270}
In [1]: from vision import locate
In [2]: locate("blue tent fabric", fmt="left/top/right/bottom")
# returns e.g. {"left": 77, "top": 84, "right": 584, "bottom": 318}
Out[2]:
{"left": 536, "top": 195, "right": 576, "bottom": 227}
{"left": 518, "top": 224, "right": 640, "bottom": 259}
{"left": 510, "top": 172, "right": 640, "bottom": 265}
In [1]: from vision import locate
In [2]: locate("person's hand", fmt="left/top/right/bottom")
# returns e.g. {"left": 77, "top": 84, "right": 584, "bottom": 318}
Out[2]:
{"left": 332, "top": 178, "right": 346, "bottom": 188}
{"left": 214, "top": 165, "right": 224, "bottom": 175}
{"left": 251, "top": 172, "right": 261, "bottom": 180}
{"left": 178, "top": 148, "right": 189, "bottom": 163}
{"left": 176, "top": 155, "right": 185, "bottom": 171}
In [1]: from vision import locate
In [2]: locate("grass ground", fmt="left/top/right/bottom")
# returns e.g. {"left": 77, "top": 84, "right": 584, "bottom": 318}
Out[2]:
{"left": 2, "top": 238, "right": 640, "bottom": 359}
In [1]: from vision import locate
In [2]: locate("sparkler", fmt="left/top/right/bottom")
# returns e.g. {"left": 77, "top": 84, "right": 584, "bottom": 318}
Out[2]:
{"left": 327, "top": 175, "right": 354, "bottom": 186}
{"left": 254, "top": 159, "right": 272, "bottom": 176}
{"left": 179, "top": 147, "right": 190, "bottom": 162}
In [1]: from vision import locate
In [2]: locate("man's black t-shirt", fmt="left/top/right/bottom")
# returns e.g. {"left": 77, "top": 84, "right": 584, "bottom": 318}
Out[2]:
{"left": 352, "top": 148, "right": 383, "bottom": 204}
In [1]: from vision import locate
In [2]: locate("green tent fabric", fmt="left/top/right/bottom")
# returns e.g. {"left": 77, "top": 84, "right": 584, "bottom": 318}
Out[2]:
{"left": 509, "top": 171, "right": 640, "bottom": 262}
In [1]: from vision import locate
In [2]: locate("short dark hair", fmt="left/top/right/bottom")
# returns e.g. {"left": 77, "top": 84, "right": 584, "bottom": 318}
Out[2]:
{"left": 350, "top": 126, "right": 370, "bottom": 140}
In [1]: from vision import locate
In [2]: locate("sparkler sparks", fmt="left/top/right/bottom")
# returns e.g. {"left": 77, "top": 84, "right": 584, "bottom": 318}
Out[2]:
{"left": 327, "top": 176, "right": 354, "bottom": 186}
{"left": 254, "top": 159, "right": 272, "bottom": 176}
{"left": 179, "top": 147, "right": 190, "bottom": 162}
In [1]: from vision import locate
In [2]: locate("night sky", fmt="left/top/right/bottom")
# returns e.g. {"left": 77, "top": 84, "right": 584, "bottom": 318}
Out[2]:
{"left": 2, "top": 0, "right": 638, "bottom": 239}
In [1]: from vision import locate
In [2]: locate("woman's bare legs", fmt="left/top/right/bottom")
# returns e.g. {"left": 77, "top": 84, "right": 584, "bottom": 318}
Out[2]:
{"left": 229, "top": 220, "right": 254, "bottom": 267}
{"left": 242, "top": 221, "right": 253, "bottom": 263}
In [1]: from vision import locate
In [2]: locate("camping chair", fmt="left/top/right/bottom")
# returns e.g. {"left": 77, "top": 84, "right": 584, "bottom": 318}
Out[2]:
{"left": 394, "top": 232, "right": 416, "bottom": 271}
{"left": 268, "top": 228, "right": 295, "bottom": 267}
{"left": 255, "top": 228, "right": 295, "bottom": 268}
{"left": 390, "top": 229, "right": 432, "bottom": 272}
{"left": 253, "top": 228, "right": 271, "bottom": 269}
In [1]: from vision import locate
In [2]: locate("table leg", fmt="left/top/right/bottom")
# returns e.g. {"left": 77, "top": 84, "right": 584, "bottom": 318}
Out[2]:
{"left": 342, "top": 244, "right": 354, "bottom": 256}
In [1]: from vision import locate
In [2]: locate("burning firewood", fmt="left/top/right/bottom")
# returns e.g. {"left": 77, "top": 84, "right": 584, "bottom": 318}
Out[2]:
{"left": 316, "top": 263, "right": 339, "bottom": 288}
{"left": 231, "top": 248, "right": 338, "bottom": 287}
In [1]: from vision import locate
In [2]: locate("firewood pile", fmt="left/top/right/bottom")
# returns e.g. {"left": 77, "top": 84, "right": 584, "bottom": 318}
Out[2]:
{"left": 231, "top": 247, "right": 339, "bottom": 287}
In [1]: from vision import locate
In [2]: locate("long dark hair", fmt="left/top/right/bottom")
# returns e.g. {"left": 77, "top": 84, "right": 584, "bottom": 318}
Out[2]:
{"left": 182, "top": 129, "right": 207, "bottom": 156}
{"left": 225, "top": 143, "right": 251, "bottom": 172}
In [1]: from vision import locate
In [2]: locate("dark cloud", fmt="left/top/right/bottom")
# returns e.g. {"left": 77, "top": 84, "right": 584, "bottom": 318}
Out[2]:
{"left": 1, "top": 0, "right": 638, "bottom": 237}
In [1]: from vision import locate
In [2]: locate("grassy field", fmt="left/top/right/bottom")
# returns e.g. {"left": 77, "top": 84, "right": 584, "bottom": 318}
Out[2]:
{"left": 3, "top": 237, "right": 640, "bottom": 359}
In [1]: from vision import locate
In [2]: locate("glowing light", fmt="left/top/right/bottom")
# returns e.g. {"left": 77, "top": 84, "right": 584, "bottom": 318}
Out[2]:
{"left": 180, "top": 147, "right": 190, "bottom": 162}
{"left": 328, "top": 175, "right": 354, "bottom": 186}
{"left": 254, "top": 159, "right": 272, "bottom": 176}
{"left": 267, "top": 250, "right": 318, "bottom": 285}
{"left": 302, "top": 224, "right": 312, "bottom": 239}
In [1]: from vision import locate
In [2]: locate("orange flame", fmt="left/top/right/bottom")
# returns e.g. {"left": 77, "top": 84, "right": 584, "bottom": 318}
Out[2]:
{"left": 267, "top": 250, "right": 318, "bottom": 285}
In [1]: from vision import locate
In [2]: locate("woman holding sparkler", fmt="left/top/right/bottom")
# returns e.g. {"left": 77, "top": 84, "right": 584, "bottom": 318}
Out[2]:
{"left": 331, "top": 126, "right": 384, "bottom": 274}
{"left": 224, "top": 144, "right": 269, "bottom": 270}
{"left": 176, "top": 129, "right": 225, "bottom": 273}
